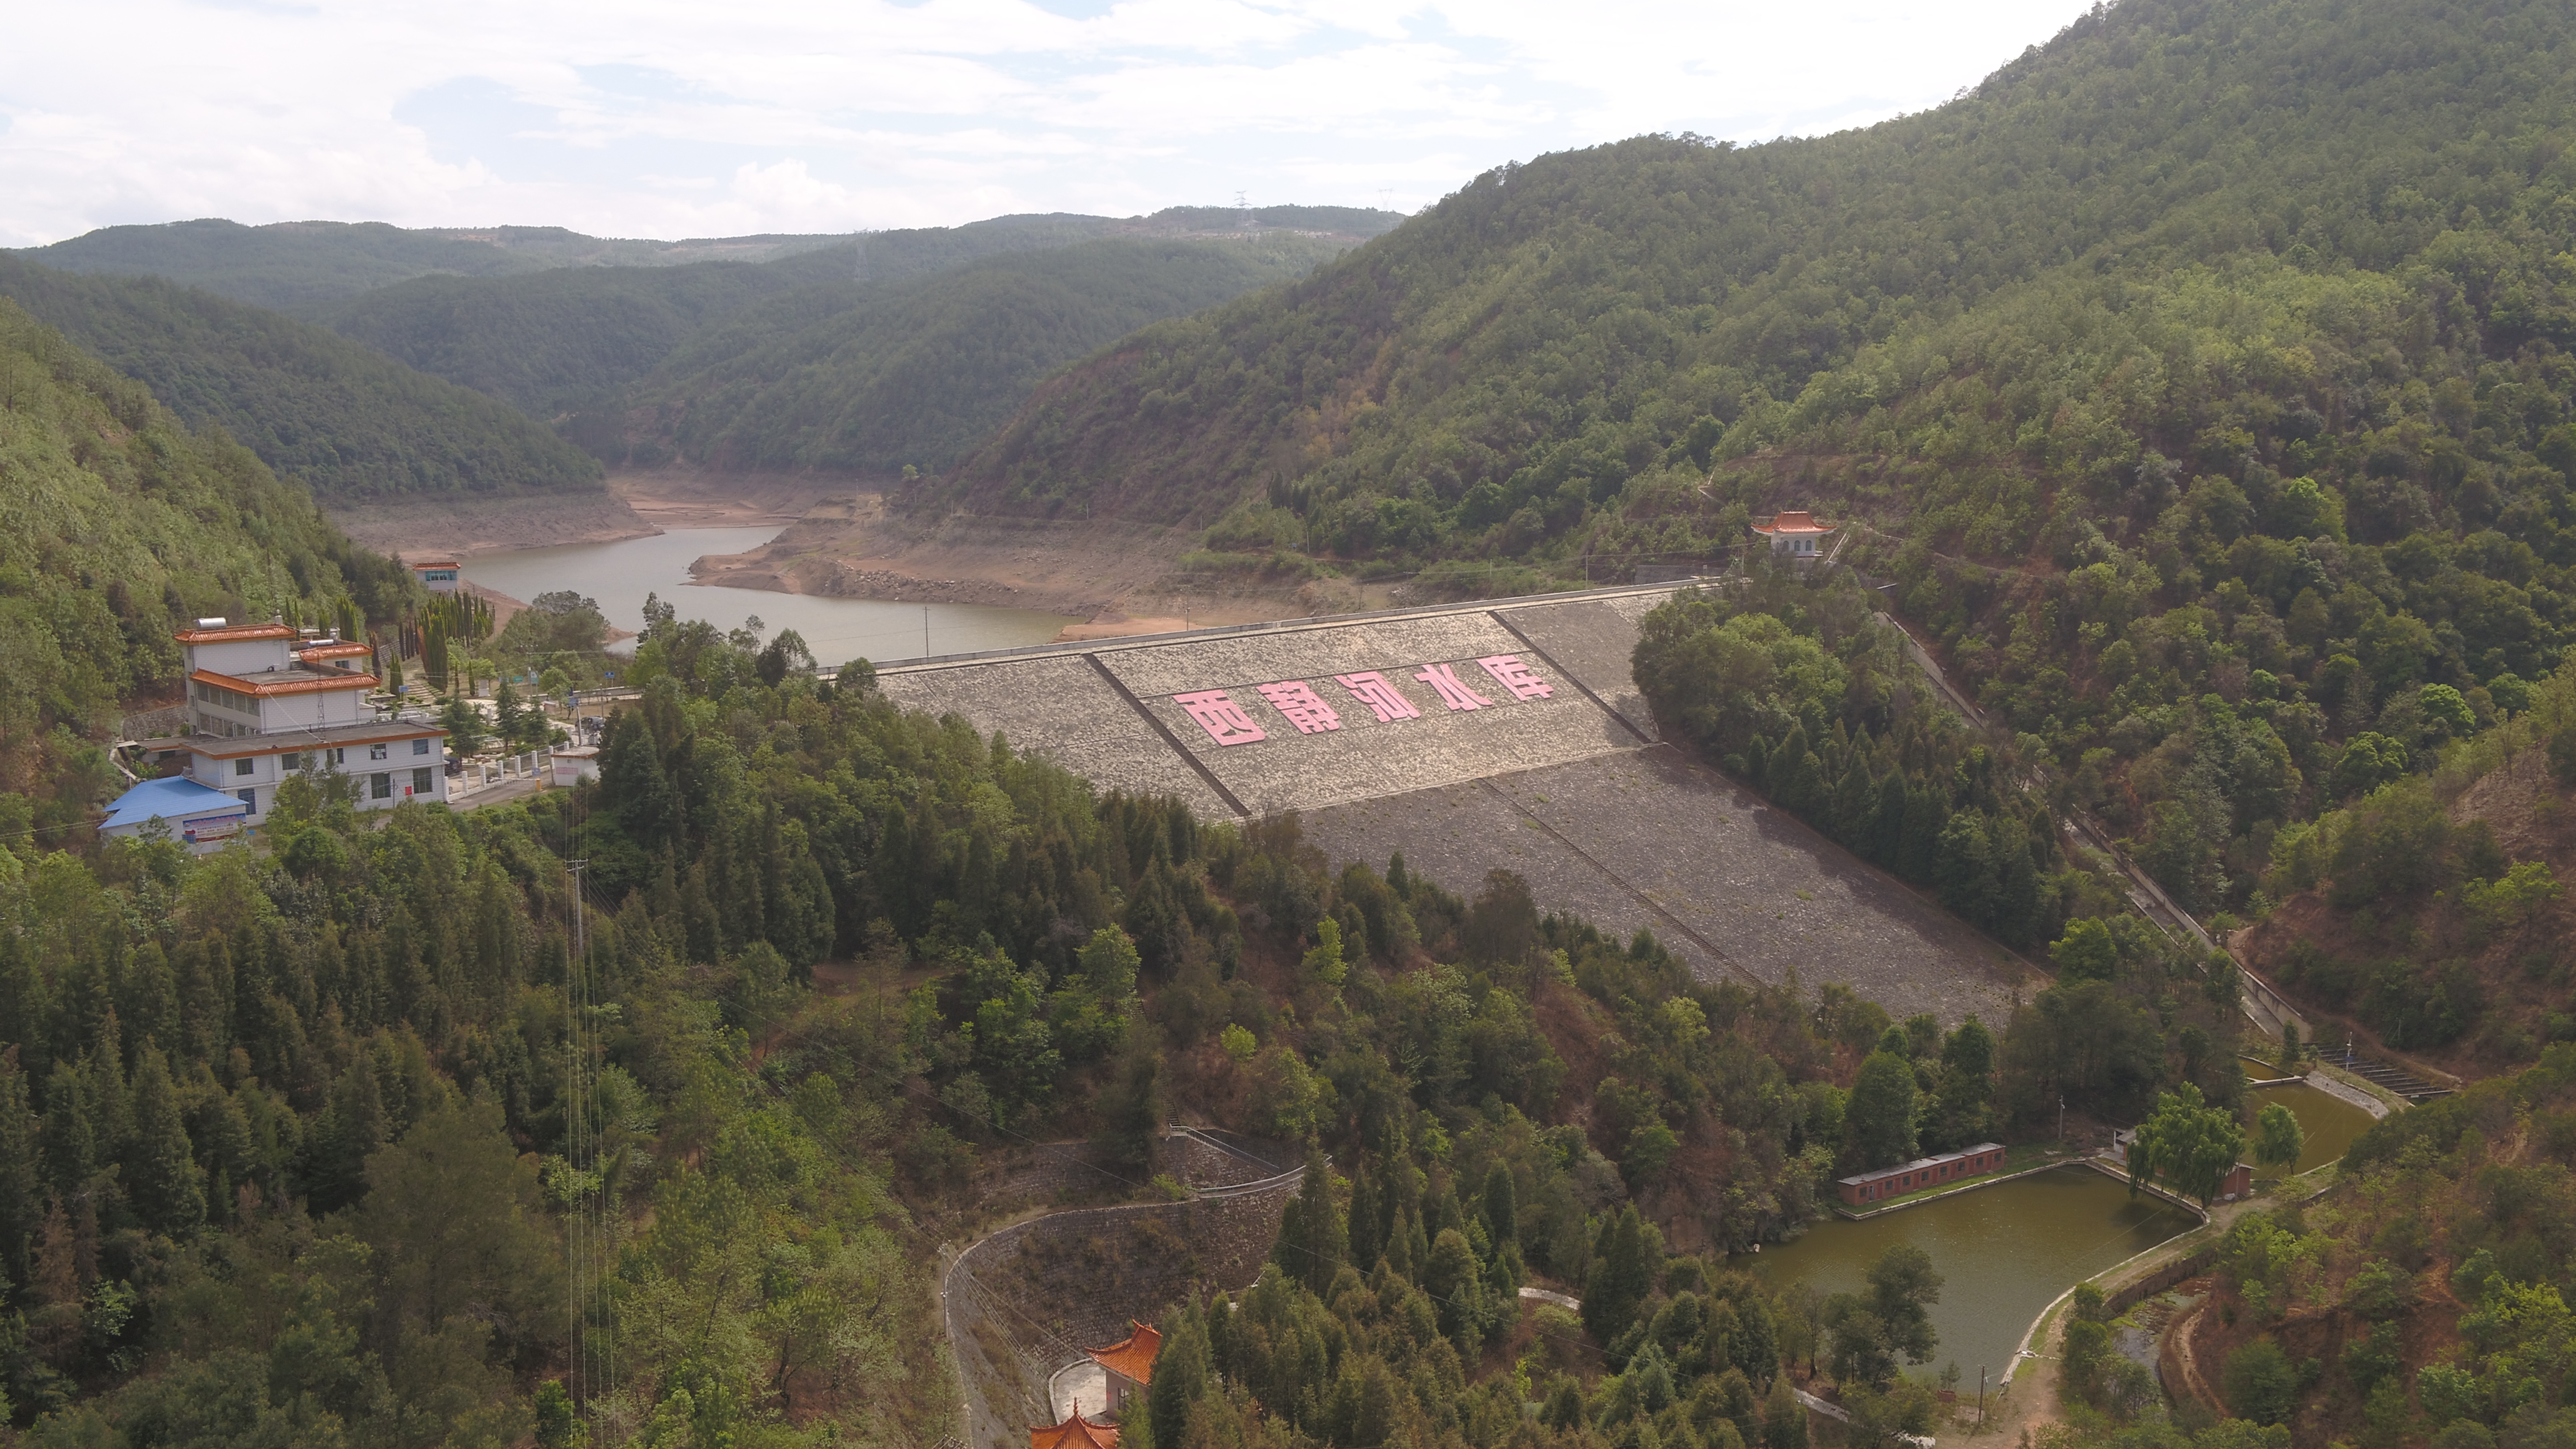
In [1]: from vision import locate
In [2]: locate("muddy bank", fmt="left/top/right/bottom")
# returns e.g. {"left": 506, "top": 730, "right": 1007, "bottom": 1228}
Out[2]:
{"left": 328, "top": 469, "right": 855, "bottom": 560}
{"left": 686, "top": 493, "right": 1387, "bottom": 630}
{"left": 329, "top": 489, "right": 657, "bottom": 559}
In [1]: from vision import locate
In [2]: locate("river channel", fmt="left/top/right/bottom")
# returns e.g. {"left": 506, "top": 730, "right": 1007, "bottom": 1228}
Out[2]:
{"left": 461, "top": 526, "right": 1074, "bottom": 665}
{"left": 1742, "top": 1166, "right": 2197, "bottom": 1385}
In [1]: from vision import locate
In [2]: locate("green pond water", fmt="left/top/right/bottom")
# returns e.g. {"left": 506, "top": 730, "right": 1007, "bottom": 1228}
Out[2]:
{"left": 1741, "top": 1166, "right": 2197, "bottom": 1384}
{"left": 2251, "top": 1081, "right": 2376, "bottom": 1178}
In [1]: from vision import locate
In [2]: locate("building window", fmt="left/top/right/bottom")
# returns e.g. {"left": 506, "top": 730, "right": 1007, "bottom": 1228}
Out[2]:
{"left": 235, "top": 757, "right": 255, "bottom": 777}
{"left": 371, "top": 773, "right": 393, "bottom": 800}
{"left": 412, "top": 767, "right": 433, "bottom": 796}
{"left": 369, "top": 743, "right": 388, "bottom": 761}
{"left": 413, "top": 737, "right": 431, "bottom": 756}
{"left": 283, "top": 752, "right": 303, "bottom": 770}
{"left": 237, "top": 789, "right": 256, "bottom": 812}
{"left": 329, "top": 747, "right": 345, "bottom": 765}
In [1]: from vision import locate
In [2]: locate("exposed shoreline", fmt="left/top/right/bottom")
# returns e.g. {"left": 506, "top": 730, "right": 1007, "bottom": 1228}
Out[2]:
{"left": 330, "top": 471, "right": 1358, "bottom": 644}
{"left": 326, "top": 469, "right": 847, "bottom": 561}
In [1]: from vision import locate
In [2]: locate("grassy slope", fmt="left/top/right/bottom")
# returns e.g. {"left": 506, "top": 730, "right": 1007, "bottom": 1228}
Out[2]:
{"left": 0, "top": 255, "right": 603, "bottom": 500}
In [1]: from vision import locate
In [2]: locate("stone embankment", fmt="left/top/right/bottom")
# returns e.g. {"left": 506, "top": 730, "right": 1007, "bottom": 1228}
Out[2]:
{"left": 941, "top": 1131, "right": 1299, "bottom": 1449}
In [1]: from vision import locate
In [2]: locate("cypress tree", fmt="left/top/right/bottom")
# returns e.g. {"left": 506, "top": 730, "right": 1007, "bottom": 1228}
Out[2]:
{"left": 1584, "top": 1206, "right": 1656, "bottom": 1348}
{"left": 41, "top": 1064, "right": 95, "bottom": 1203}
{"left": 1830, "top": 762, "right": 1877, "bottom": 847}
{"left": 1347, "top": 1158, "right": 1383, "bottom": 1271}
{"left": 1480, "top": 1162, "right": 1517, "bottom": 1248}
{"left": 1147, "top": 1302, "right": 1209, "bottom": 1449}
{"left": 1873, "top": 771, "right": 1909, "bottom": 866}
{"left": 125, "top": 1047, "right": 204, "bottom": 1235}
{"left": 0, "top": 1049, "right": 34, "bottom": 1284}
{"left": 1272, "top": 1151, "right": 1345, "bottom": 1293}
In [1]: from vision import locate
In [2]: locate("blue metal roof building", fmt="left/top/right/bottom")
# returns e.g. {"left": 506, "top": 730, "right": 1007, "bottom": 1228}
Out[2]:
{"left": 101, "top": 777, "right": 252, "bottom": 851}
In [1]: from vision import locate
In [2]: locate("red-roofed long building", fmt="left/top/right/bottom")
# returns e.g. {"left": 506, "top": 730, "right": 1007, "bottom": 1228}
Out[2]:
{"left": 1087, "top": 1323, "right": 1160, "bottom": 1416}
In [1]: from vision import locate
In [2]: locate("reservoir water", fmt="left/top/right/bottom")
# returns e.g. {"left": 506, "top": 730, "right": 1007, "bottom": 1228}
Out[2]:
{"left": 1743, "top": 1165, "right": 2196, "bottom": 1384}
{"left": 461, "top": 526, "right": 1074, "bottom": 665}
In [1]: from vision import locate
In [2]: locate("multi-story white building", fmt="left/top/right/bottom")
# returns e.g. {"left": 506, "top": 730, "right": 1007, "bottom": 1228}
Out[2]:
{"left": 174, "top": 619, "right": 448, "bottom": 826}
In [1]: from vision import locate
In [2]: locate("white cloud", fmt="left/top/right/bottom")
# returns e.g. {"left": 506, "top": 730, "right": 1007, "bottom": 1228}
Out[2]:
{"left": 0, "top": 0, "right": 2098, "bottom": 247}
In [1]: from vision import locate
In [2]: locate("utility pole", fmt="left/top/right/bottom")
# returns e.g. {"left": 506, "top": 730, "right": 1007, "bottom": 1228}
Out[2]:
{"left": 2059, "top": 1095, "right": 2066, "bottom": 1146}
{"left": 1977, "top": 1365, "right": 1987, "bottom": 1434}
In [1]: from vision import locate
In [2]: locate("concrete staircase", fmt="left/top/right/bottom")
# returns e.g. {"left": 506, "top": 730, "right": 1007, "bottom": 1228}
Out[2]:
{"left": 2329, "top": 1051, "right": 2451, "bottom": 1104}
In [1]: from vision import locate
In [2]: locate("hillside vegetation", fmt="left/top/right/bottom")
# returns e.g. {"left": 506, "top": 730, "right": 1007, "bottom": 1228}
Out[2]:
{"left": 0, "top": 575, "right": 2315, "bottom": 1443}
{"left": 0, "top": 297, "right": 414, "bottom": 821}
{"left": 604, "top": 234, "right": 1358, "bottom": 475}
{"left": 0, "top": 257, "right": 603, "bottom": 500}
{"left": 9, "top": 218, "right": 852, "bottom": 311}
{"left": 322, "top": 210, "right": 1389, "bottom": 427}
{"left": 2112, "top": 1047, "right": 2576, "bottom": 1447}
{"left": 930, "top": 0, "right": 2576, "bottom": 1076}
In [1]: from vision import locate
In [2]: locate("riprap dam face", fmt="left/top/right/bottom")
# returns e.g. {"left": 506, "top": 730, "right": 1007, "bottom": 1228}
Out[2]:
{"left": 878, "top": 586, "right": 2028, "bottom": 1026}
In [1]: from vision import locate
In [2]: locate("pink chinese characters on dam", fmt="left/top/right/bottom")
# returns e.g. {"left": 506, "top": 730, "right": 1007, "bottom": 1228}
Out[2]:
{"left": 1173, "top": 659, "right": 1556, "bottom": 746}
{"left": 1255, "top": 681, "right": 1343, "bottom": 734}
{"left": 1171, "top": 689, "right": 1268, "bottom": 746}
{"left": 1332, "top": 671, "right": 1423, "bottom": 724}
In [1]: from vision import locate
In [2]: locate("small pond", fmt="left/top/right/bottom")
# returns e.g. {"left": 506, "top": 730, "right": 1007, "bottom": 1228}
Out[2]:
{"left": 1742, "top": 1165, "right": 2197, "bottom": 1385}
{"left": 2250, "top": 1081, "right": 2376, "bottom": 1178}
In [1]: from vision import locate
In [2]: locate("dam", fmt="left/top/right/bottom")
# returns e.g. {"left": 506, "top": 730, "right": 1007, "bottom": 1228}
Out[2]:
{"left": 873, "top": 584, "right": 2033, "bottom": 1026}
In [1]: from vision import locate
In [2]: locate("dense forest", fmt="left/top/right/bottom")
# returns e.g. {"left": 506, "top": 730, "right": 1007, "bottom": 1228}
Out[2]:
{"left": 0, "top": 564, "right": 2321, "bottom": 1445}
{"left": 0, "top": 298, "right": 413, "bottom": 815}
{"left": 0, "top": 258, "right": 604, "bottom": 500}
{"left": 603, "top": 235, "right": 1359, "bottom": 476}
{"left": 915, "top": 0, "right": 2576, "bottom": 1072}
{"left": 7, "top": 219, "right": 853, "bottom": 312}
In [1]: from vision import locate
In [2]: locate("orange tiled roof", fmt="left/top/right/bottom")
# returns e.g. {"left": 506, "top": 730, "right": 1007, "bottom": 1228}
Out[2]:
{"left": 1087, "top": 1323, "right": 1160, "bottom": 1386}
{"left": 296, "top": 640, "right": 374, "bottom": 661}
{"left": 174, "top": 624, "right": 297, "bottom": 644}
{"left": 1031, "top": 1413, "right": 1120, "bottom": 1449}
{"left": 1751, "top": 510, "right": 1835, "bottom": 535}
{"left": 192, "top": 667, "right": 380, "bottom": 697}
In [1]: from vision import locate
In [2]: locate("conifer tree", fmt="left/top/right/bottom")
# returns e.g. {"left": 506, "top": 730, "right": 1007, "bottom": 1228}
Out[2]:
{"left": 0, "top": 1049, "right": 34, "bottom": 1284}
{"left": 1346, "top": 1158, "right": 1382, "bottom": 1271}
{"left": 1147, "top": 1302, "right": 1208, "bottom": 1449}
{"left": 41, "top": 1064, "right": 95, "bottom": 1203}
{"left": 1584, "top": 1205, "right": 1657, "bottom": 1348}
{"left": 1271, "top": 1151, "right": 1344, "bottom": 1293}
{"left": 125, "top": 1046, "right": 204, "bottom": 1234}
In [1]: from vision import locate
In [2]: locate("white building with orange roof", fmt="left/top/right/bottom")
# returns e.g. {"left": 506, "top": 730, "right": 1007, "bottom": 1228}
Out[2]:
{"left": 1751, "top": 509, "right": 1838, "bottom": 558}
{"left": 409, "top": 559, "right": 463, "bottom": 594}
{"left": 172, "top": 618, "right": 447, "bottom": 827}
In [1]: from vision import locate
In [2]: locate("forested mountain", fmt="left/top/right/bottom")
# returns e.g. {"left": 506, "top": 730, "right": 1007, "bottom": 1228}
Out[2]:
{"left": 0, "top": 297, "right": 414, "bottom": 818}
{"left": 600, "top": 233, "right": 1357, "bottom": 475}
{"left": 0, "top": 257, "right": 604, "bottom": 500}
{"left": 10, "top": 219, "right": 852, "bottom": 311}
{"left": 316, "top": 209, "right": 1393, "bottom": 423}
{"left": 926, "top": 0, "right": 2576, "bottom": 1068}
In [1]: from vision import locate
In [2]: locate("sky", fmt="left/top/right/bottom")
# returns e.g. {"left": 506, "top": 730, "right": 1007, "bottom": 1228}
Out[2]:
{"left": 0, "top": 0, "right": 2101, "bottom": 249}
